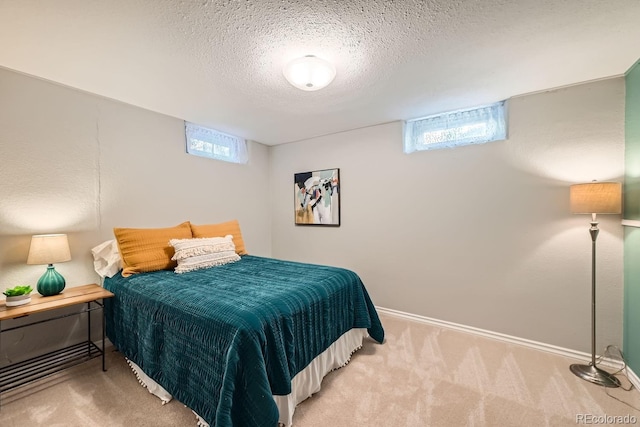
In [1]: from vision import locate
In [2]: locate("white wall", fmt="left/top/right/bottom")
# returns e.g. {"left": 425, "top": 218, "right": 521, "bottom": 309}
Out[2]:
{"left": 270, "top": 77, "right": 625, "bottom": 353}
{"left": 0, "top": 67, "right": 271, "bottom": 362}
{"left": 0, "top": 67, "right": 626, "bottom": 359}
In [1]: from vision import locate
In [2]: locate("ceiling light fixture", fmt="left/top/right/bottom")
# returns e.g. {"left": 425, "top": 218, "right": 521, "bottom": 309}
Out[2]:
{"left": 283, "top": 55, "right": 336, "bottom": 91}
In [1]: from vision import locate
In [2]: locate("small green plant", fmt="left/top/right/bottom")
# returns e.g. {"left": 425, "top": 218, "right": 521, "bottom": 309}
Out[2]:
{"left": 3, "top": 285, "right": 33, "bottom": 297}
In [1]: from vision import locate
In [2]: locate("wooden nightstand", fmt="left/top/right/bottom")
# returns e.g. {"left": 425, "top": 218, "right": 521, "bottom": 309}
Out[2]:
{"left": 0, "top": 284, "right": 114, "bottom": 407}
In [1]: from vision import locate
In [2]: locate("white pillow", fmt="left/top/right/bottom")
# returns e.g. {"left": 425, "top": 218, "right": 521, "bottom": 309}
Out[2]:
{"left": 91, "top": 239, "right": 123, "bottom": 278}
{"left": 169, "top": 236, "right": 240, "bottom": 274}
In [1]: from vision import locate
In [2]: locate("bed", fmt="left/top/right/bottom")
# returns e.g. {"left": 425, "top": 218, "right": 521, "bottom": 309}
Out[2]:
{"left": 103, "top": 253, "right": 384, "bottom": 426}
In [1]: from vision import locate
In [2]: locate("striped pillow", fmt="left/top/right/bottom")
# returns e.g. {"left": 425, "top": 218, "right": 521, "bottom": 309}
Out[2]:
{"left": 170, "top": 236, "right": 241, "bottom": 274}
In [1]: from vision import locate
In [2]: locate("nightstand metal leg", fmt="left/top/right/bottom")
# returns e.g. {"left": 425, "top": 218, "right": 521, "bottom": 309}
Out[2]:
{"left": 87, "top": 302, "right": 92, "bottom": 358}
{"left": 102, "top": 300, "right": 106, "bottom": 372}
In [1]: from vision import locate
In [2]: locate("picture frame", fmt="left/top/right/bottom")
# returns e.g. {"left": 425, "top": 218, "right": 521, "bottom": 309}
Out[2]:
{"left": 294, "top": 168, "right": 340, "bottom": 226}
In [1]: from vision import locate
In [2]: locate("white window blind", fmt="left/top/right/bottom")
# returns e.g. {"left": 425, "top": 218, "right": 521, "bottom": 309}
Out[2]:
{"left": 404, "top": 101, "right": 507, "bottom": 153}
{"left": 185, "top": 122, "right": 248, "bottom": 164}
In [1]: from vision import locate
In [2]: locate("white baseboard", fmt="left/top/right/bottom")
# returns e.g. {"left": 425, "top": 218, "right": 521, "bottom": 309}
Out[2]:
{"left": 626, "top": 365, "right": 640, "bottom": 390}
{"left": 376, "top": 306, "right": 640, "bottom": 390}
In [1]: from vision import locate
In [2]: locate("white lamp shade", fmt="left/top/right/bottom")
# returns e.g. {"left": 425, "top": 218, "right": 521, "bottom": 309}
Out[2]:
{"left": 27, "top": 234, "right": 72, "bottom": 265}
{"left": 570, "top": 182, "right": 622, "bottom": 214}
{"left": 283, "top": 55, "right": 336, "bottom": 91}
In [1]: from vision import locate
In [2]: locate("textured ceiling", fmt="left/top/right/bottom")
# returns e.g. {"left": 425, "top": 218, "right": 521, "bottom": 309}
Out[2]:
{"left": 1, "top": 0, "right": 640, "bottom": 145}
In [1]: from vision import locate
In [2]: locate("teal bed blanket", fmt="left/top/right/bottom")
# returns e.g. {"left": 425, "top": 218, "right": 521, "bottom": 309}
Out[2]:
{"left": 104, "top": 255, "right": 384, "bottom": 427}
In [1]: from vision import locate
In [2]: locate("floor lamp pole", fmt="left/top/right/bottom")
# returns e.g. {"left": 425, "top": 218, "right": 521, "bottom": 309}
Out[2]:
{"left": 569, "top": 215, "right": 621, "bottom": 388}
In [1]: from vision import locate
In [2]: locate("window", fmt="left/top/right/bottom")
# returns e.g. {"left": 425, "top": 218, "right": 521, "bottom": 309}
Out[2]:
{"left": 185, "top": 122, "right": 248, "bottom": 164}
{"left": 403, "top": 101, "right": 507, "bottom": 153}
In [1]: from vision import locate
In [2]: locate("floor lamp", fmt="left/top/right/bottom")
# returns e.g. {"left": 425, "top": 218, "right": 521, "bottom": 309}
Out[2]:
{"left": 569, "top": 181, "right": 622, "bottom": 388}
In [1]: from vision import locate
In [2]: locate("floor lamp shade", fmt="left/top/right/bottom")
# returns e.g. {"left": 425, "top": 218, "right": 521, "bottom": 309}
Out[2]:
{"left": 570, "top": 182, "right": 622, "bottom": 214}
{"left": 27, "top": 234, "right": 71, "bottom": 296}
{"left": 569, "top": 181, "right": 622, "bottom": 388}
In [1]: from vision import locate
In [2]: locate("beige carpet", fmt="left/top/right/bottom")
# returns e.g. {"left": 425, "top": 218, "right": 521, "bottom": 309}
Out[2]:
{"left": 1, "top": 312, "right": 639, "bottom": 426}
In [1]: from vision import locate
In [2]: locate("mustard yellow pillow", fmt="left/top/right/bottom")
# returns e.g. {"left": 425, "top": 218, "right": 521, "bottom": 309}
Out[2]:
{"left": 190, "top": 219, "right": 247, "bottom": 255}
{"left": 113, "top": 221, "right": 193, "bottom": 277}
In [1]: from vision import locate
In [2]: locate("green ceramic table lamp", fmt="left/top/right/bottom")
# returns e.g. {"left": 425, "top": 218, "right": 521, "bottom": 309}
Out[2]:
{"left": 27, "top": 234, "right": 71, "bottom": 296}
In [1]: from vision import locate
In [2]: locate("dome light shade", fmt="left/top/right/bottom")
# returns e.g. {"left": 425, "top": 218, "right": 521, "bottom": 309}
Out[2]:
{"left": 283, "top": 55, "right": 336, "bottom": 91}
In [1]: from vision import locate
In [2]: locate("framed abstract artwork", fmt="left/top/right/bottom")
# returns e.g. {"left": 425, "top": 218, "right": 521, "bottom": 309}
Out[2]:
{"left": 294, "top": 168, "right": 340, "bottom": 226}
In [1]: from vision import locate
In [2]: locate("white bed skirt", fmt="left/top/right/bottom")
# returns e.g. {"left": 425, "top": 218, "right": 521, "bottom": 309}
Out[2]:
{"left": 126, "top": 327, "right": 368, "bottom": 427}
